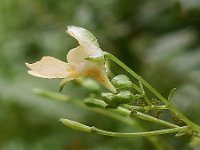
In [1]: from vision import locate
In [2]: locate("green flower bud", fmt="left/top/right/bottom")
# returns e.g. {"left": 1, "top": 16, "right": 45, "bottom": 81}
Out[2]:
{"left": 112, "top": 90, "right": 133, "bottom": 103}
{"left": 101, "top": 92, "right": 113, "bottom": 104}
{"left": 60, "top": 118, "right": 91, "bottom": 132}
{"left": 101, "top": 90, "right": 134, "bottom": 108}
{"left": 111, "top": 75, "right": 132, "bottom": 89}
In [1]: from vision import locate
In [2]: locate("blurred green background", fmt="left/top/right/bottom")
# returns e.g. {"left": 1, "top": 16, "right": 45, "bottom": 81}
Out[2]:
{"left": 1, "top": 0, "right": 200, "bottom": 149}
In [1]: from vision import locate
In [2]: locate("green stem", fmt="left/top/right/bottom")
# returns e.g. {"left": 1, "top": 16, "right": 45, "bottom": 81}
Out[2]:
{"left": 33, "top": 88, "right": 135, "bottom": 126}
{"left": 132, "top": 83, "right": 141, "bottom": 92}
{"left": 34, "top": 89, "right": 178, "bottom": 128}
{"left": 61, "top": 118, "right": 188, "bottom": 137}
{"left": 123, "top": 104, "right": 168, "bottom": 111}
{"left": 138, "top": 81, "right": 152, "bottom": 105}
{"left": 91, "top": 126, "right": 189, "bottom": 137}
{"left": 132, "top": 81, "right": 151, "bottom": 105}
{"left": 85, "top": 98, "right": 179, "bottom": 128}
{"left": 134, "top": 112, "right": 178, "bottom": 128}
{"left": 34, "top": 89, "right": 171, "bottom": 149}
{"left": 118, "top": 107, "right": 179, "bottom": 128}
{"left": 105, "top": 52, "right": 200, "bottom": 132}
{"left": 144, "top": 95, "right": 151, "bottom": 105}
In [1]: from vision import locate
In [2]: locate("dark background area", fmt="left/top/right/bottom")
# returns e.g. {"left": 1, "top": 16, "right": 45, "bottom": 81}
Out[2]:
{"left": 1, "top": 0, "right": 200, "bottom": 149}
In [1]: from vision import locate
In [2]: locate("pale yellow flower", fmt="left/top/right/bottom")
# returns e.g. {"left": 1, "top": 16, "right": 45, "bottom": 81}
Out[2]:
{"left": 26, "top": 26, "right": 117, "bottom": 93}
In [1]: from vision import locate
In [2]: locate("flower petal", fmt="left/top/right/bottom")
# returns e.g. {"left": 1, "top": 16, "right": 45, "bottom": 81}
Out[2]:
{"left": 67, "top": 26, "right": 100, "bottom": 48}
{"left": 25, "top": 56, "right": 72, "bottom": 78}
{"left": 85, "top": 68, "right": 117, "bottom": 93}
{"left": 67, "top": 26, "right": 105, "bottom": 64}
{"left": 67, "top": 46, "right": 90, "bottom": 65}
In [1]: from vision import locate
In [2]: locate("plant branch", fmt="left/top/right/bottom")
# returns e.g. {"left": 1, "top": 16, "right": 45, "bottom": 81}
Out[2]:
{"left": 33, "top": 89, "right": 180, "bottom": 149}
{"left": 104, "top": 52, "right": 200, "bottom": 132}
{"left": 34, "top": 89, "right": 179, "bottom": 128}
{"left": 91, "top": 126, "right": 189, "bottom": 137}
{"left": 60, "top": 118, "right": 188, "bottom": 137}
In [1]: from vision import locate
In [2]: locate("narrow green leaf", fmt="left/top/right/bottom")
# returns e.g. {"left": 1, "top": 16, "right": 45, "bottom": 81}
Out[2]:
{"left": 168, "top": 88, "right": 176, "bottom": 101}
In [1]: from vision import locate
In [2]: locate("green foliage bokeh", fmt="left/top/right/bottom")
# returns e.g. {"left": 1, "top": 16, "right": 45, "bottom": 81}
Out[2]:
{"left": 0, "top": 0, "right": 200, "bottom": 149}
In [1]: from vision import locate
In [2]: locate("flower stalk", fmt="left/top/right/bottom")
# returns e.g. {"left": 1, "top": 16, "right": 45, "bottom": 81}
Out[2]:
{"left": 90, "top": 126, "right": 189, "bottom": 137}
{"left": 60, "top": 117, "right": 189, "bottom": 137}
